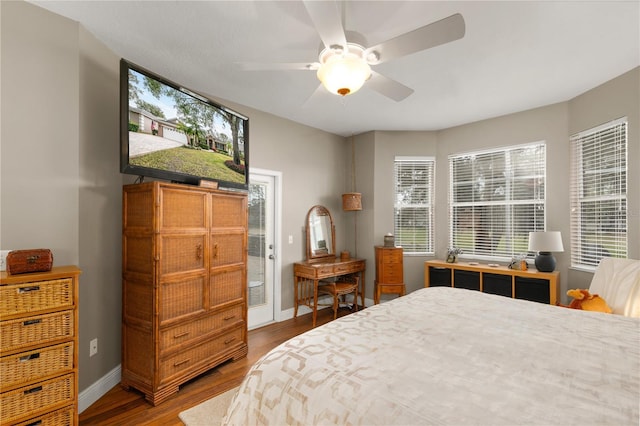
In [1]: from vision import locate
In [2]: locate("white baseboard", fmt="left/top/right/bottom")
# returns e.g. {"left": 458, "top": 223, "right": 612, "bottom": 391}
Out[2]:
{"left": 79, "top": 364, "right": 121, "bottom": 413}
{"left": 78, "top": 297, "right": 373, "bottom": 412}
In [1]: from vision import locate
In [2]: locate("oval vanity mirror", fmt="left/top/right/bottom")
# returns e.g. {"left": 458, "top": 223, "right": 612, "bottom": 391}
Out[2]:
{"left": 306, "top": 205, "right": 336, "bottom": 261}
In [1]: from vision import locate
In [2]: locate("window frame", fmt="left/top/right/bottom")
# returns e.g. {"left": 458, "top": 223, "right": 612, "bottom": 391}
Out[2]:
{"left": 569, "top": 117, "right": 628, "bottom": 270}
{"left": 448, "top": 142, "right": 547, "bottom": 261}
{"left": 393, "top": 156, "right": 436, "bottom": 256}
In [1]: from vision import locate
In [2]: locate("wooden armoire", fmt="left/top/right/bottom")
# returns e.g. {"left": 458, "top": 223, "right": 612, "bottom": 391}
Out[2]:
{"left": 121, "top": 181, "right": 248, "bottom": 405}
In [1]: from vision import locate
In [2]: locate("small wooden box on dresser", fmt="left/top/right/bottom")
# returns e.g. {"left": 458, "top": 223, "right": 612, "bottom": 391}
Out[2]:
{"left": 0, "top": 265, "right": 81, "bottom": 426}
{"left": 374, "top": 246, "right": 405, "bottom": 304}
{"left": 121, "top": 181, "right": 248, "bottom": 405}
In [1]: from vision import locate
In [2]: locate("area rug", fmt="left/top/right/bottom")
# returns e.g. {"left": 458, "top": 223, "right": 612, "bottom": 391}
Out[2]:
{"left": 179, "top": 386, "right": 239, "bottom": 425}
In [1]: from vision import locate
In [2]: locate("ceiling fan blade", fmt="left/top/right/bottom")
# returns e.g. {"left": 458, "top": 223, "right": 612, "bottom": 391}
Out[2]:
{"left": 367, "top": 71, "right": 414, "bottom": 102}
{"left": 302, "top": 83, "right": 331, "bottom": 108}
{"left": 237, "top": 62, "right": 318, "bottom": 71}
{"left": 303, "top": 0, "right": 347, "bottom": 50}
{"left": 366, "top": 13, "right": 465, "bottom": 64}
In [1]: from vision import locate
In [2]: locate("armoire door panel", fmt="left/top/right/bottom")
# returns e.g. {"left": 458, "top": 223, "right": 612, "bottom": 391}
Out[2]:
{"left": 159, "top": 234, "right": 207, "bottom": 275}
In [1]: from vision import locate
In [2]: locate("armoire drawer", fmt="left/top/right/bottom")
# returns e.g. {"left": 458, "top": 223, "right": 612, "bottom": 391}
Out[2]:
{"left": 159, "top": 327, "right": 244, "bottom": 383}
{"left": 1, "top": 311, "right": 73, "bottom": 353}
{"left": 160, "top": 305, "right": 244, "bottom": 351}
{"left": 0, "top": 342, "right": 73, "bottom": 389}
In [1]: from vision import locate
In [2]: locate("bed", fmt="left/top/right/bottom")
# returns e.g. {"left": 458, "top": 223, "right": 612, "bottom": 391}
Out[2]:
{"left": 223, "top": 287, "right": 639, "bottom": 425}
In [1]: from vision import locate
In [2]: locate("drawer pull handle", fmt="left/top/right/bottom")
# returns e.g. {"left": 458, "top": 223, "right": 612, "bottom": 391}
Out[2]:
{"left": 23, "top": 319, "right": 41, "bottom": 326}
{"left": 223, "top": 315, "right": 236, "bottom": 321}
{"left": 24, "top": 386, "right": 43, "bottom": 395}
{"left": 25, "top": 421, "right": 43, "bottom": 426}
{"left": 19, "top": 353, "right": 40, "bottom": 362}
{"left": 18, "top": 286, "right": 40, "bottom": 293}
{"left": 224, "top": 337, "right": 237, "bottom": 345}
{"left": 173, "top": 332, "right": 190, "bottom": 339}
{"left": 174, "top": 358, "right": 190, "bottom": 367}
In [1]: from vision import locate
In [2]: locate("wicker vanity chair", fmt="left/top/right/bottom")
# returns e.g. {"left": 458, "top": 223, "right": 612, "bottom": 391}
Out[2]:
{"left": 318, "top": 274, "right": 360, "bottom": 319}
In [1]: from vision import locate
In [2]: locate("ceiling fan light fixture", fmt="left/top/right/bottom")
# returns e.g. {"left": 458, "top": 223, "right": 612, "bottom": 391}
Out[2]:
{"left": 365, "top": 50, "right": 380, "bottom": 64}
{"left": 317, "top": 52, "right": 371, "bottom": 97}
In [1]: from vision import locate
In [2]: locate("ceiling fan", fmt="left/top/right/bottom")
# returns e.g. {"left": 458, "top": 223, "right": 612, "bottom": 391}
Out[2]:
{"left": 241, "top": 1, "right": 465, "bottom": 102}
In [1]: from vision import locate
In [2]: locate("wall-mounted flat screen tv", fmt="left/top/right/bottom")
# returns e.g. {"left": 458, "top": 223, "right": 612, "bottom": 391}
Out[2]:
{"left": 120, "top": 59, "right": 249, "bottom": 190}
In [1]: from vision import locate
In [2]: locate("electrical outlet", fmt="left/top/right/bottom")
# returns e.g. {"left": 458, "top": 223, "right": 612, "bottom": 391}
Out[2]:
{"left": 0, "top": 250, "right": 11, "bottom": 272}
{"left": 90, "top": 338, "right": 98, "bottom": 357}
{"left": 288, "top": 235, "right": 293, "bottom": 244}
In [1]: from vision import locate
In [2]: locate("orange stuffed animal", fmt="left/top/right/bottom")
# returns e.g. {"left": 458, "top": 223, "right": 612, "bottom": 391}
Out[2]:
{"left": 565, "top": 289, "right": 612, "bottom": 314}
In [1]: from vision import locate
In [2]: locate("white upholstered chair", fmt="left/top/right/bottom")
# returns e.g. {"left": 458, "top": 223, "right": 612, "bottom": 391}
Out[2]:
{"left": 588, "top": 257, "right": 640, "bottom": 318}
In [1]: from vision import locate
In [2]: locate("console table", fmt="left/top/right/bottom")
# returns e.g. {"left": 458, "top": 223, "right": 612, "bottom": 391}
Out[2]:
{"left": 424, "top": 260, "right": 559, "bottom": 305}
{"left": 294, "top": 257, "right": 366, "bottom": 327}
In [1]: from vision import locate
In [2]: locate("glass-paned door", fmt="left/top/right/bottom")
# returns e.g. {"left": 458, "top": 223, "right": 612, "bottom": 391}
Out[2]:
{"left": 248, "top": 173, "right": 276, "bottom": 327}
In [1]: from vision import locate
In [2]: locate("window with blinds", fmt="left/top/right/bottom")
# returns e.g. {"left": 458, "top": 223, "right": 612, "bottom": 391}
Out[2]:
{"left": 448, "top": 143, "right": 546, "bottom": 259}
{"left": 394, "top": 157, "right": 435, "bottom": 255}
{"left": 570, "top": 118, "right": 627, "bottom": 269}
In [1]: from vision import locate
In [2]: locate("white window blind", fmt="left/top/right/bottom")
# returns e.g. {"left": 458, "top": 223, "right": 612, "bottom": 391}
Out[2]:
{"left": 570, "top": 118, "right": 627, "bottom": 269}
{"left": 394, "top": 157, "right": 435, "bottom": 255}
{"left": 448, "top": 143, "right": 546, "bottom": 259}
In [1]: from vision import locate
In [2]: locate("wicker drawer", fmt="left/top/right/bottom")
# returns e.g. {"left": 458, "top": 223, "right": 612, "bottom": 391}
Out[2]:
{"left": 0, "top": 373, "right": 74, "bottom": 425}
{"left": 0, "top": 279, "right": 73, "bottom": 317}
{"left": 160, "top": 305, "right": 243, "bottom": 351}
{"left": 1, "top": 311, "right": 73, "bottom": 354}
{"left": 14, "top": 405, "right": 74, "bottom": 426}
{"left": 1, "top": 342, "right": 73, "bottom": 390}
{"left": 159, "top": 327, "right": 243, "bottom": 383}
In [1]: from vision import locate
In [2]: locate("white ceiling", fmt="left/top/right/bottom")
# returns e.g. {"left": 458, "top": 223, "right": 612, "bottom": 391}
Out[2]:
{"left": 30, "top": 1, "right": 639, "bottom": 137}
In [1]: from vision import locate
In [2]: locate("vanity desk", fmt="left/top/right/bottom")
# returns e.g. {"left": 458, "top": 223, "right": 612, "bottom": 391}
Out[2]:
{"left": 294, "top": 257, "right": 366, "bottom": 327}
{"left": 294, "top": 205, "right": 365, "bottom": 327}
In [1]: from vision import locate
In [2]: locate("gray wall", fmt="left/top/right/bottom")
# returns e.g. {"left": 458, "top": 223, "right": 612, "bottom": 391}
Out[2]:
{"left": 567, "top": 68, "right": 640, "bottom": 288}
{"left": 1, "top": 0, "right": 638, "bottom": 402}
{"left": 354, "top": 68, "right": 638, "bottom": 300}
{"left": 1, "top": 0, "right": 348, "bottom": 394}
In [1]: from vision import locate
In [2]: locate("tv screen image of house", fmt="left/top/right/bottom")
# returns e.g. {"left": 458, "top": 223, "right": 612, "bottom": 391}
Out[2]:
{"left": 120, "top": 59, "right": 249, "bottom": 189}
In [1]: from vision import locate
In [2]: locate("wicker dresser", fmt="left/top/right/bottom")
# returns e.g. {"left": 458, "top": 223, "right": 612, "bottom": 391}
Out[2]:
{"left": 0, "top": 265, "right": 81, "bottom": 425}
{"left": 121, "top": 181, "right": 248, "bottom": 405}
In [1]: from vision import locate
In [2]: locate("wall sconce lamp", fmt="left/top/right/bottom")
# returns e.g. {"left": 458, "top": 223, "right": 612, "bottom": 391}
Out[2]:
{"left": 527, "top": 231, "right": 564, "bottom": 272}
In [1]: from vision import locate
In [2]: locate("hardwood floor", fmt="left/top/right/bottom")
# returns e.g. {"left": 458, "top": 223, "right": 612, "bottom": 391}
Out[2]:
{"left": 79, "top": 307, "right": 354, "bottom": 425}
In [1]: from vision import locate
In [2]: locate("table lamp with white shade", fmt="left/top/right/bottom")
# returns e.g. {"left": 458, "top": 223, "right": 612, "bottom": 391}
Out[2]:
{"left": 528, "top": 231, "right": 564, "bottom": 272}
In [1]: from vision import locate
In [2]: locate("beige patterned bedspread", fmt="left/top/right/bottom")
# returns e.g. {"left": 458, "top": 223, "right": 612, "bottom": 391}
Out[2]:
{"left": 224, "top": 287, "right": 640, "bottom": 425}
